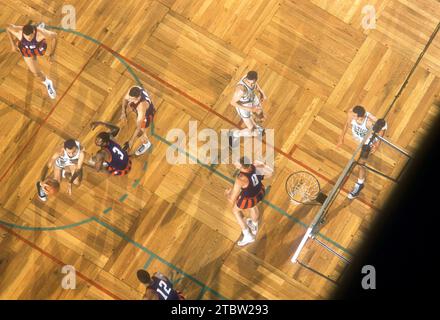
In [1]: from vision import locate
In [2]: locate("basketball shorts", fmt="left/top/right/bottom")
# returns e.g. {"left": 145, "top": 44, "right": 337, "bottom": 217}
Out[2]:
{"left": 236, "top": 186, "right": 266, "bottom": 209}
{"left": 55, "top": 158, "right": 78, "bottom": 169}
{"left": 106, "top": 159, "right": 132, "bottom": 176}
{"left": 18, "top": 41, "right": 47, "bottom": 57}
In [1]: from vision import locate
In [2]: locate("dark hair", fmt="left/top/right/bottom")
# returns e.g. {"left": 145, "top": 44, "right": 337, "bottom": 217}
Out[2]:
{"left": 64, "top": 139, "right": 77, "bottom": 150}
{"left": 352, "top": 105, "right": 366, "bottom": 117}
{"left": 246, "top": 71, "right": 258, "bottom": 81}
{"left": 129, "top": 87, "right": 142, "bottom": 98}
{"left": 373, "top": 118, "right": 386, "bottom": 133}
{"left": 136, "top": 269, "right": 151, "bottom": 284}
{"left": 23, "top": 24, "right": 35, "bottom": 36}
{"left": 239, "top": 156, "right": 252, "bottom": 169}
{"left": 96, "top": 132, "right": 110, "bottom": 144}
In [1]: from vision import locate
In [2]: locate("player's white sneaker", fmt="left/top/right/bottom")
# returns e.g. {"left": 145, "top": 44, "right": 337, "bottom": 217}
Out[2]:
{"left": 246, "top": 218, "right": 258, "bottom": 236}
{"left": 135, "top": 141, "right": 152, "bottom": 156}
{"left": 237, "top": 232, "right": 255, "bottom": 246}
{"left": 44, "top": 78, "right": 56, "bottom": 99}
{"left": 36, "top": 182, "right": 47, "bottom": 202}
{"left": 348, "top": 183, "right": 364, "bottom": 200}
{"left": 37, "top": 22, "right": 46, "bottom": 29}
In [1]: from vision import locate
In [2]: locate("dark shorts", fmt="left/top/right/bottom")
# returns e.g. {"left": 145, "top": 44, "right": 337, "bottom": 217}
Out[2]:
{"left": 360, "top": 144, "right": 371, "bottom": 160}
{"left": 141, "top": 103, "right": 156, "bottom": 129}
{"left": 106, "top": 159, "right": 132, "bottom": 176}
{"left": 236, "top": 186, "right": 266, "bottom": 209}
{"left": 18, "top": 40, "right": 47, "bottom": 57}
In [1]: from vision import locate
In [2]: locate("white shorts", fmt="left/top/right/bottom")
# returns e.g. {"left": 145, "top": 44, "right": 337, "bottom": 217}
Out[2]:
{"left": 235, "top": 106, "right": 252, "bottom": 119}
{"left": 55, "top": 158, "right": 78, "bottom": 169}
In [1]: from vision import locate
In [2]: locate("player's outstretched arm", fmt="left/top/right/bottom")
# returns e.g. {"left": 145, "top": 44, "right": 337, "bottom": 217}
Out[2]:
{"left": 254, "top": 161, "right": 274, "bottom": 179}
{"left": 39, "top": 28, "right": 57, "bottom": 60}
{"left": 6, "top": 25, "right": 20, "bottom": 52}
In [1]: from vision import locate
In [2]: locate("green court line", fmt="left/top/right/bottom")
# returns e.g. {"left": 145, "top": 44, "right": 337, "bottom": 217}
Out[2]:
{"left": 0, "top": 27, "right": 350, "bottom": 298}
{"left": 143, "top": 255, "right": 155, "bottom": 269}
{"left": 103, "top": 207, "right": 113, "bottom": 214}
{"left": 94, "top": 217, "right": 228, "bottom": 300}
{"left": 197, "top": 286, "right": 208, "bottom": 300}
{"left": 142, "top": 162, "right": 148, "bottom": 171}
{"left": 0, "top": 217, "right": 94, "bottom": 231}
{"left": 265, "top": 186, "right": 272, "bottom": 198}
{"left": 153, "top": 133, "right": 351, "bottom": 254}
{"left": 119, "top": 194, "right": 128, "bottom": 202}
{"left": 172, "top": 276, "right": 184, "bottom": 286}
{"left": 132, "top": 179, "right": 140, "bottom": 188}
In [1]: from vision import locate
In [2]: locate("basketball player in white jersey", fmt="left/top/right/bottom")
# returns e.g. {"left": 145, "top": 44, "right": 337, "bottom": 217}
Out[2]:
{"left": 119, "top": 85, "right": 156, "bottom": 156}
{"left": 337, "top": 105, "right": 387, "bottom": 199}
{"left": 37, "top": 139, "right": 86, "bottom": 197}
{"left": 229, "top": 71, "right": 267, "bottom": 145}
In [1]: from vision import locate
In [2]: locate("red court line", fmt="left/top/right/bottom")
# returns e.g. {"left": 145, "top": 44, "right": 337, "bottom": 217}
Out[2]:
{"left": 0, "top": 224, "right": 122, "bottom": 300}
{"left": 0, "top": 46, "right": 100, "bottom": 183}
{"left": 101, "top": 45, "right": 378, "bottom": 211}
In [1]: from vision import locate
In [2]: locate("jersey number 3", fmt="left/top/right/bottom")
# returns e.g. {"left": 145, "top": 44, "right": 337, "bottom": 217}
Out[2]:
{"left": 112, "top": 147, "right": 124, "bottom": 160}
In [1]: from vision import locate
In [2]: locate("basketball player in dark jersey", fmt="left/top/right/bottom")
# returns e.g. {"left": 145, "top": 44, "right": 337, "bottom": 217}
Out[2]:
{"left": 6, "top": 22, "right": 57, "bottom": 99}
{"left": 225, "top": 156, "right": 273, "bottom": 246}
{"left": 120, "top": 85, "right": 156, "bottom": 156}
{"left": 137, "top": 269, "right": 185, "bottom": 300}
{"left": 88, "top": 121, "right": 131, "bottom": 176}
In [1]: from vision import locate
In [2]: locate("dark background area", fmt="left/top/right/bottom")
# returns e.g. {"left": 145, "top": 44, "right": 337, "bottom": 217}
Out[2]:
{"left": 335, "top": 110, "right": 440, "bottom": 300}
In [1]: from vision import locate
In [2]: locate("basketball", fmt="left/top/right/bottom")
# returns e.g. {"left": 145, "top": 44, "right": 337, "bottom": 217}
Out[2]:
{"left": 43, "top": 178, "right": 60, "bottom": 195}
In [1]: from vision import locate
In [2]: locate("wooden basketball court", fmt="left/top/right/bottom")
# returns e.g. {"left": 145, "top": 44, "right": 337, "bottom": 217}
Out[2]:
{"left": 0, "top": 0, "right": 439, "bottom": 299}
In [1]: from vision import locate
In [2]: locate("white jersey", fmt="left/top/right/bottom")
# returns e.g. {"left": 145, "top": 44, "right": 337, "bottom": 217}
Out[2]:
{"left": 55, "top": 140, "right": 81, "bottom": 168}
{"left": 237, "top": 77, "right": 260, "bottom": 107}
{"left": 351, "top": 112, "right": 387, "bottom": 144}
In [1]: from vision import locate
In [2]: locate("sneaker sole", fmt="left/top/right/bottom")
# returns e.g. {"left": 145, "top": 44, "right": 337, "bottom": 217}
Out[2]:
{"left": 237, "top": 239, "right": 255, "bottom": 246}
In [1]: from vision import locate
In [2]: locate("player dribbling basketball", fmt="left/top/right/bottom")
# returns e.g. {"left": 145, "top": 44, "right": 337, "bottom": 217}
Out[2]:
{"left": 38, "top": 139, "right": 86, "bottom": 197}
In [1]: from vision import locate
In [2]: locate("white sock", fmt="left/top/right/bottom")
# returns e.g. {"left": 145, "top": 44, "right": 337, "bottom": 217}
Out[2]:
{"left": 43, "top": 77, "right": 50, "bottom": 85}
{"left": 242, "top": 228, "right": 251, "bottom": 237}
{"left": 252, "top": 220, "right": 258, "bottom": 227}
{"left": 357, "top": 178, "right": 365, "bottom": 185}
{"left": 232, "top": 130, "right": 240, "bottom": 138}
